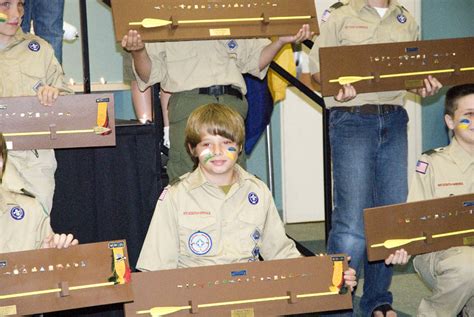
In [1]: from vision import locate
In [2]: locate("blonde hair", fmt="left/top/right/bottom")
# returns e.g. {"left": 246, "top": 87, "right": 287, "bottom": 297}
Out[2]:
{"left": 185, "top": 103, "right": 245, "bottom": 165}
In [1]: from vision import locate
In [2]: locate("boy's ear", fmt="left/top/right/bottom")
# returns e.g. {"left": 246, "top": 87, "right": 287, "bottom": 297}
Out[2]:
{"left": 444, "top": 114, "right": 455, "bottom": 130}
{"left": 187, "top": 144, "right": 196, "bottom": 156}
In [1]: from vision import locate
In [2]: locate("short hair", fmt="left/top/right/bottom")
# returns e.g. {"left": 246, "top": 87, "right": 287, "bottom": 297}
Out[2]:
{"left": 185, "top": 103, "right": 245, "bottom": 164}
{"left": 0, "top": 133, "right": 7, "bottom": 179}
{"left": 445, "top": 83, "right": 474, "bottom": 117}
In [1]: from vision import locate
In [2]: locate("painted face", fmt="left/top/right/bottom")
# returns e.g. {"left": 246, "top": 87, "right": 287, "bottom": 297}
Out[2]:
{"left": 194, "top": 131, "right": 240, "bottom": 183}
{"left": 446, "top": 94, "right": 474, "bottom": 149}
{"left": 0, "top": 0, "right": 24, "bottom": 45}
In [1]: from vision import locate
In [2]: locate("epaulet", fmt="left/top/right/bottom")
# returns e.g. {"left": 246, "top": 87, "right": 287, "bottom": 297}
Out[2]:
{"left": 321, "top": 1, "right": 346, "bottom": 22}
{"left": 21, "top": 188, "right": 36, "bottom": 198}
{"left": 399, "top": 5, "right": 409, "bottom": 12}
{"left": 168, "top": 177, "right": 182, "bottom": 187}
{"left": 422, "top": 147, "right": 444, "bottom": 156}
{"left": 330, "top": 2, "right": 346, "bottom": 10}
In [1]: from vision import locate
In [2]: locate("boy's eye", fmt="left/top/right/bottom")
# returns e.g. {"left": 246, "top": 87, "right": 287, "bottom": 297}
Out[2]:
{"left": 0, "top": 2, "right": 11, "bottom": 9}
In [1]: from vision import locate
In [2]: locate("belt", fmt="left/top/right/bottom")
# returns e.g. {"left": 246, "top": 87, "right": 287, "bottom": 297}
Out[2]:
{"left": 198, "top": 85, "right": 243, "bottom": 100}
{"left": 332, "top": 104, "right": 399, "bottom": 114}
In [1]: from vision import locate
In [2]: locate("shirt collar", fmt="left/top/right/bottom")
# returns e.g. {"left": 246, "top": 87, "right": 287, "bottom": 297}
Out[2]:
{"left": 185, "top": 165, "right": 252, "bottom": 191}
{"left": 3, "top": 29, "right": 27, "bottom": 50}
{"left": 448, "top": 137, "right": 474, "bottom": 173}
{"left": 351, "top": 0, "right": 400, "bottom": 14}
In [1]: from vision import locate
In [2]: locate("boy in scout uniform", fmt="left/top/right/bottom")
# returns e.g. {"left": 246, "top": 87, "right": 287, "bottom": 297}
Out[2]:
{"left": 388, "top": 84, "right": 474, "bottom": 316}
{"left": 308, "top": 1, "right": 443, "bottom": 316}
{"left": 121, "top": 25, "right": 312, "bottom": 181}
{"left": 0, "top": 0, "right": 72, "bottom": 213}
{"left": 136, "top": 103, "right": 358, "bottom": 294}
{"left": 0, "top": 133, "right": 78, "bottom": 253}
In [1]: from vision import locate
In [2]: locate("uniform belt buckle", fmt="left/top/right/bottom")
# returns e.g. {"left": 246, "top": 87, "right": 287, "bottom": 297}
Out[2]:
{"left": 208, "top": 85, "right": 226, "bottom": 96}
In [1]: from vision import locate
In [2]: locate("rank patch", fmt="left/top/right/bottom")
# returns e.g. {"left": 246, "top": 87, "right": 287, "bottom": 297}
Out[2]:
{"left": 415, "top": 160, "right": 429, "bottom": 174}
{"left": 248, "top": 192, "right": 259, "bottom": 205}
{"left": 188, "top": 231, "right": 212, "bottom": 255}
{"left": 10, "top": 206, "right": 25, "bottom": 220}
{"left": 28, "top": 40, "right": 41, "bottom": 52}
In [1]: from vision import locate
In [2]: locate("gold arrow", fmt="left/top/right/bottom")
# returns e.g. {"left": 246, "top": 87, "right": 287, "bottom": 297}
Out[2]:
{"left": 371, "top": 228, "right": 474, "bottom": 249}
{"left": 129, "top": 15, "right": 312, "bottom": 28}
{"left": 329, "top": 66, "right": 474, "bottom": 85}
{"left": 137, "top": 290, "right": 339, "bottom": 316}
{"left": 0, "top": 281, "right": 115, "bottom": 300}
{"left": 3, "top": 126, "right": 111, "bottom": 137}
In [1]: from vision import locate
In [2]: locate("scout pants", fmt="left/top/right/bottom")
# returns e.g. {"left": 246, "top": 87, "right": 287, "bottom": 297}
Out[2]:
{"left": 167, "top": 90, "right": 248, "bottom": 182}
{"left": 414, "top": 246, "right": 474, "bottom": 317}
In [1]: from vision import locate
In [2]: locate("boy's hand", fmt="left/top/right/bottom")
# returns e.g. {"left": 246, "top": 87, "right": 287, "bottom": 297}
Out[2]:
{"left": 121, "top": 30, "right": 145, "bottom": 52}
{"left": 410, "top": 75, "right": 442, "bottom": 97}
{"left": 41, "top": 233, "right": 79, "bottom": 249}
{"left": 277, "top": 24, "right": 313, "bottom": 45}
{"left": 385, "top": 248, "right": 410, "bottom": 265}
{"left": 335, "top": 84, "right": 357, "bottom": 102}
{"left": 343, "top": 267, "right": 357, "bottom": 291}
{"left": 37, "top": 85, "right": 59, "bottom": 106}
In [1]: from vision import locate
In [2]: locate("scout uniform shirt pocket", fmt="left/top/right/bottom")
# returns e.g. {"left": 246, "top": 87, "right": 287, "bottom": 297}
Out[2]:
{"left": 237, "top": 209, "right": 266, "bottom": 261}
{"left": 20, "top": 63, "right": 45, "bottom": 96}
{"left": 179, "top": 212, "right": 218, "bottom": 257}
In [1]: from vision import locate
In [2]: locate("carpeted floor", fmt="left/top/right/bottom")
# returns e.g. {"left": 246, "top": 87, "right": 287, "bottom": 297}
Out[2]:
{"left": 285, "top": 222, "right": 431, "bottom": 316}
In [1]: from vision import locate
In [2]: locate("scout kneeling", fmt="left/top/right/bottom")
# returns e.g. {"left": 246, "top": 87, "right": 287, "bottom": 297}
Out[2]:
{"left": 387, "top": 84, "right": 474, "bottom": 316}
{"left": 0, "top": 133, "right": 78, "bottom": 252}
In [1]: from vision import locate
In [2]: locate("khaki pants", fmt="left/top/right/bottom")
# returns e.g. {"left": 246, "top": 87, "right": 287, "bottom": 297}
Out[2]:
{"left": 5, "top": 149, "right": 56, "bottom": 213}
{"left": 167, "top": 90, "right": 248, "bottom": 182}
{"left": 413, "top": 246, "right": 474, "bottom": 317}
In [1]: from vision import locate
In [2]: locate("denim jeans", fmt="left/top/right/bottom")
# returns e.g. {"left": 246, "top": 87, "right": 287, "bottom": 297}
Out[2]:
{"left": 21, "top": 0, "right": 65, "bottom": 63}
{"left": 326, "top": 106, "right": 409, "bottom": 317}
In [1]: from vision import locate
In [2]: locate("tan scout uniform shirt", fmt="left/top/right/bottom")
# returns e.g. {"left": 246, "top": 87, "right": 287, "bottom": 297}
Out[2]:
{"left": 134, "top": 39, "right": 271, "bottom": 95}
{"left": 408, "top": 137, "right": 474, "bottom": 201}
{"left": 137, "top": 165, "right": 300, "bottom": 271}
{"left": 0, "top": 30, "right": 72, "bottom": 212}
{"left": 0, "top": 167, "right": 53, "bottom": 253}
{"left": 309, "top": 0, "right": 419, "bottom": 108}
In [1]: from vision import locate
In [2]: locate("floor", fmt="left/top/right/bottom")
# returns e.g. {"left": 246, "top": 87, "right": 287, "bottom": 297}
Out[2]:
{"left": 285, "top": 222, "right": 431, "bottom": 316}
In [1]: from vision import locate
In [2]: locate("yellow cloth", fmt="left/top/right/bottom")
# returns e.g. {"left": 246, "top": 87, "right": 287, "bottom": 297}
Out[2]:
{"left": 268, "top": 42, "right": 296, "bottom": 103}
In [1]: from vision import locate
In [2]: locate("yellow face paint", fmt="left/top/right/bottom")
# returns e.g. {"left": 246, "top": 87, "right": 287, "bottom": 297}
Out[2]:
{"left": 0, "top": 13, "right": 7, "bottom": 23}
{"left": 458, "top": 118, "right": 471, "bottom": 130}
{"left": 225, "top": 146, "right": 238, "bottom": 160}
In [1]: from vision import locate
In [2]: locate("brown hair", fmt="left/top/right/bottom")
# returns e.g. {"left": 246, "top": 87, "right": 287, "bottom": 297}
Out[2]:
{"left": 445, "top": 84, "right": 474, "bottom": 117}
{"left": 185, "top": 103, "right": 245, "bottom": 165}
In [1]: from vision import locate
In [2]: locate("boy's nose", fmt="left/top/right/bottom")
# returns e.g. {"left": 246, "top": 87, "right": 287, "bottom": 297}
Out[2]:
{"left": 211, "top": 144, "right": 224, "bottom": 155}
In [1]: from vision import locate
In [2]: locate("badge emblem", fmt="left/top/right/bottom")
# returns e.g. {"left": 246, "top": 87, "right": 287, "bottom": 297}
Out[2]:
{"left": 227, "top": 39, "right": 238, "bottom": 50}
{"left": 10, "top": 206, "right": 25, "bottom": 220}
{"left": 248, "top": 192, "right": 259, "bottom": 205}
{"left": 397, "top": 14, "right": 407, "bottom": 23}
{"left": 251, "top": 228, "right": 261, "bottom": 242}
{"left": 28, "top": 41, "right": 41, "bottom": 52}
{"left": 188, "top": 231, "right": 212, "bottom": 255}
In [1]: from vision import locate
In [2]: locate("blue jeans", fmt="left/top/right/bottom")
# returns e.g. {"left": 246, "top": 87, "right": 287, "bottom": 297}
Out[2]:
{"left": 21, "top": 0, "right": 64, "bottom": 63}
{"left": 326, "top": 106, "right": 409, "bottom": 317}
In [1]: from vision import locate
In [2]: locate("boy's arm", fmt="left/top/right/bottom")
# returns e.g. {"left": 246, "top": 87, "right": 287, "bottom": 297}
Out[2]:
{"left": 121, "top": 30, "right": 152, "bottom": 84}
{"left": 136, "top": 187, "right": 179, "bottom": 271}
{"left": 259, "top": 24, "right": 313, "bottom": 71}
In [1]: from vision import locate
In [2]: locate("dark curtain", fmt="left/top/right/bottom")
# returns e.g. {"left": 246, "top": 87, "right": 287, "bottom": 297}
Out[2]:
{"left": 47, "top": 86, "right": 164, "bottom": 317}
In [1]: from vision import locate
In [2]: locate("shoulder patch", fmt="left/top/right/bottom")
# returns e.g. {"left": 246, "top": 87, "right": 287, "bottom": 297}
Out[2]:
{"left": 415, "top": 160, "right": 429, "bottom": 174}
{"left": 330, "top": 2, "right": 345, "bottom": 10}
{"left": 422, "top": 147, "right": 444, "bottom": 156}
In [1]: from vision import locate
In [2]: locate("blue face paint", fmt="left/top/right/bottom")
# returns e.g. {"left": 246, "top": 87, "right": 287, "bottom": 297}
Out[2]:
{"left": 459, "top": 118, "right": 471, "bottom": 130}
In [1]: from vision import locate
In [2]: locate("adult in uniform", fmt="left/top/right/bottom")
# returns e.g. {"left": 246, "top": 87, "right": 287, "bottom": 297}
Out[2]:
{"left": 404, "top": 84, "right": 474, "bottom": 317}
{"left": 122, "top": 26, "right": 312, "bottom": 181}
{"left": 0, "top": 0, "right": 72, "bottom": 213}
{"left": 308, "top": 1, "right": 442, "bottom": 316}
{"left": 0, "top": 133, "right": 78, "bottom": 253}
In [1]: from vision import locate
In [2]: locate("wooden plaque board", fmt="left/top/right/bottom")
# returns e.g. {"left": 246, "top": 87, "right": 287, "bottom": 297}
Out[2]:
{"left": 320, "top": 37, "right": 474, "bottom": 96}
{"left": 0, "top": 240, "right": 133, "bottom": 316}
{"left": 110, "top": 0, "right": 319, "bottom": 42}
{"left": 364, "top": 193, "right": 474, "bottom": 262}
{"left": 0, "top": 94, "right": 116, "bottom": 150}
{"left": 125, "top": 255, "right": 352, "bottom": 317}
